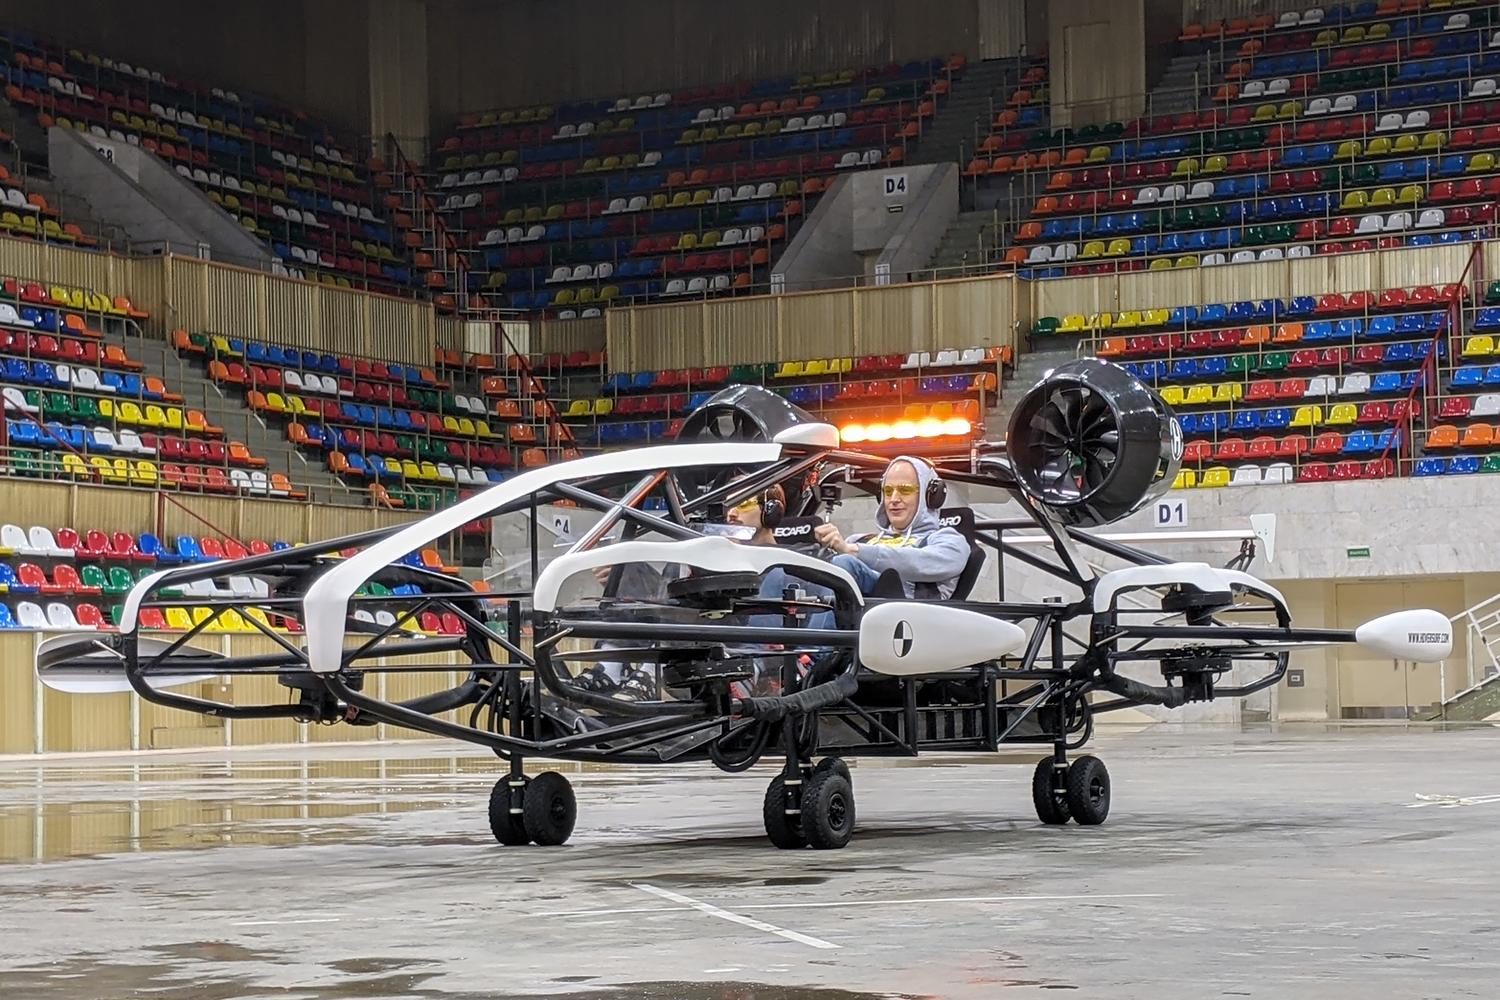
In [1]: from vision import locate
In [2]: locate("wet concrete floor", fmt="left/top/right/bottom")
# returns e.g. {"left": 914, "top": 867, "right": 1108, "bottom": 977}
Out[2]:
{"left": 0, "top": 724, "right": 1497, "bottom": 999}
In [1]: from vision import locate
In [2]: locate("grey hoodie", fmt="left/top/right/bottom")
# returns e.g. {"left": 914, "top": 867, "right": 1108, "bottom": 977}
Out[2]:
{"left": 850, "top": 456, "right": 972, "bottom": 599}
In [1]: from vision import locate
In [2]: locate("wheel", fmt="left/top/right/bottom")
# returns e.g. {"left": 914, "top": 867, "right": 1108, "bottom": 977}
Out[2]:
{"left": 813, "top": 756, "right": 851, "bottom": 784}
{"left": 1031, "top": 757, "right": 1071, "bottom": 826}
{"left": 522, "top": 771, "right": 577, "bottom": 846}
{"left": 1065, "top": 755, "right": 1110, "bottom": 826}
{"left": 763, "top": 774, "right": 807, "bottom": 849}
{"left": 801, "top": 769, "right": 855, "bottom": 850}
{"left": 488, "top": 775, "right": 531, "bottom": 845}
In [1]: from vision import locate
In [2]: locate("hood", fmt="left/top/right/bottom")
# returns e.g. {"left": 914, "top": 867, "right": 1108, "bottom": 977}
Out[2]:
{"left": 874, "top": 455, "right": 942, "bottom": 536}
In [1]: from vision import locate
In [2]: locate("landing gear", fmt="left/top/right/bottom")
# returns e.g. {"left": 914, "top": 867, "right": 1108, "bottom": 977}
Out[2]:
{"left": 1032, "top": 751, "right": 1110, "bottom": 827}
{"left": 763, "top": 756, "right": 854, "bottom": 849}
{"left": 488, "top": 769, "right": 578, "bottom": 846}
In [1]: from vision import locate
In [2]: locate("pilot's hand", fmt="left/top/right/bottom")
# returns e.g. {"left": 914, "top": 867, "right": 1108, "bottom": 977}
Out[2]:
{"left": 813, "top": 522, "right": 858, "bottom": 556}
{"left": 592, "top": 565, "right": 612, "bottom": 588}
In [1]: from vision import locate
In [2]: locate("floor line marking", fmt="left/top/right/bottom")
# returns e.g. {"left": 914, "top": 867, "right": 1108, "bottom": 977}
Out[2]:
{"left": 552, "top": 891, "right": 1163, "bottom": 920}
{"left": 630, "top": 882, "right": 839, "bottom": 950}
{"left": 232, "top": 917, "right": 343, "bottom": 927}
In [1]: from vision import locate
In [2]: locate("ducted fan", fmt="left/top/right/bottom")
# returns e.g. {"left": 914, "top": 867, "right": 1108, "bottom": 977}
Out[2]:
{"left": 1005, "top": 358, "right": 1181, "bottom": 527}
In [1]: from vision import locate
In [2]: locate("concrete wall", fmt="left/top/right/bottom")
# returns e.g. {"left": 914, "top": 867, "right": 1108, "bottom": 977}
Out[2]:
{"left": 1048, "top": 0, "right": 1147, "bottom": 127}
{"left": 873, "top": 164, "right": 959, "bottom": 282}
{"left": 774, "top": 164, "right": 956, "bottom": 292}
{"left": 426, "top": 0, "right": 984, "bottom": 121}
{"left": 47, "top": 128, "right": 271, "bottom": 267}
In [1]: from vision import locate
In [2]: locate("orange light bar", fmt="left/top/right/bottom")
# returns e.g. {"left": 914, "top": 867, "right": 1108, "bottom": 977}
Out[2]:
{"left": 838, "top": 416, "right": 972, "bottom": 444}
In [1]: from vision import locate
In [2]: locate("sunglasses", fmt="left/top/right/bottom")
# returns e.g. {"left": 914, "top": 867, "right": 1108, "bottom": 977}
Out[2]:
{"left": 881, "top": 483, "right": 919, "bottom": 499}
{"left": 730, "top": 498, "right": 761, "bottom": 513}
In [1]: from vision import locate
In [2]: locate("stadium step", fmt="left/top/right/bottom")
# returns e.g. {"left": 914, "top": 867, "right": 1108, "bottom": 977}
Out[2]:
{"left": 107, "top": 329, "right": 355, "bottom": 504}
{"left": 906, "top": 57, "right": 1026, "bottom": 170}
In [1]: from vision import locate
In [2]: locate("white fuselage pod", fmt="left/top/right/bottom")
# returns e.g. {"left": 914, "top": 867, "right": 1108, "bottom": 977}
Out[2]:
{"left": 1355, "top": 609, "right": 1454, "bottom": 662}
{"left": 858, "top": 602, "right": 1026, "bottom": 676}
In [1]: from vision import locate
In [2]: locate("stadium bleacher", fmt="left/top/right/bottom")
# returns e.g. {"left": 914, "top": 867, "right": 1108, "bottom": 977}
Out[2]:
{"left": 970, "top": 3, "right": 1500, "bottom": 274}
{"left": 0, "top": 519, "right": 484, "bottom": 633}
{"left": 0, "top": 30, "right": 426, "bottom": 293}
{"left": 0, "top": 277, "right": 306, "bottom": 494}
{"left": 427, "top": 55, "right": 966, "bottom": 314}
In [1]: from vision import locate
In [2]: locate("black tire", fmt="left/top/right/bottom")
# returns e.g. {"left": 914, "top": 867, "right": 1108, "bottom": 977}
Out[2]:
{"left": 1065, "top": 755, "right": 1110, "bottom": 826}
{"left": 1032, "top": 757, "right": 1071, "bottom": 826}
{"left": 522, "top": 771, "right": 577, "bottom": 846}
{"left": 814, "top": 756, "right": 851, "bottom": 784}
{"left": 763, "top": 774, "right": 807, "bottom": 850}
{"left": 802, "top": 770, "right": 855, "bottom": 850}
{"left": 488, "top": 775, "right": 531, "bottom": 845}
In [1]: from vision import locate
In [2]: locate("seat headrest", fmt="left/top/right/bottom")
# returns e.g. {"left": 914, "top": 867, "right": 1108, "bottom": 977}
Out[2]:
{"left": 937, "top": 506, "right": 976, "bottom": 537}
{"left": 769, "top": 516, "right": 824, "bottom": 545}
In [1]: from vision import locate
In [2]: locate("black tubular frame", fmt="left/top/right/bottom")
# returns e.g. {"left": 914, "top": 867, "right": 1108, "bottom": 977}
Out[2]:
{"left": 58, "top": 435, "right": 1357, "bottom": 769}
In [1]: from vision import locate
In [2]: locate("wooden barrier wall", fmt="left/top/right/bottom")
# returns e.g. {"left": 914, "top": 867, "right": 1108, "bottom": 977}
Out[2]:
{"left": 0, "top": 237, "right": 440, "bottom": 364}
{"left": 603, "top": 273, "right": 1023, "bottom": 372}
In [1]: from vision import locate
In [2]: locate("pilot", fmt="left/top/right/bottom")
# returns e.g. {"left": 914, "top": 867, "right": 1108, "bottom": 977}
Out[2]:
{"left": 812, "top": 455, "right": 969, "bottom": 600}
{"left": 725, "top": 483, "right": 785, "bottom": 546}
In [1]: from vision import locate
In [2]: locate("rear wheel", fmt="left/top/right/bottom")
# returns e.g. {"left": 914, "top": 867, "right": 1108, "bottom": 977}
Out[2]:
{"left": 763, "top": 774, "right": 807, "bottom": 849}
{"left": 1031, "top": 757, "right": 1071, "bottom": 826}
{"left": 522, "top": 771, "right": 577, "bottom": 846}
{"left": 802, "top": 770, "right": 855, "bottom": 850}
{"left": 1065, "top": 755, "right": 1110, "bottom": 826}
{"left": 488, "top": 775, "right": 531, "bottom": 845}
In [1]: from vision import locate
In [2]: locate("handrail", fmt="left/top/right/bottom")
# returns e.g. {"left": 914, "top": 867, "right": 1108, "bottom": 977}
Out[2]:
{"left": 387, "top": 133, "right": 577, "bottom": 462}
{"left": 1380, "top": 239, "right": 1483, "bottom": 472}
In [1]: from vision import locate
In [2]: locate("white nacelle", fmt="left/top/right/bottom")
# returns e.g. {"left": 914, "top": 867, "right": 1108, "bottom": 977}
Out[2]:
{"left": 858, "top": 602, "right": 1026, "bottom": 676}
{"left": 36, "top": 635, "right": 222, "bottom": 694}
{"left": 1354, "top": 610, "right": 1453, "bottom": 663}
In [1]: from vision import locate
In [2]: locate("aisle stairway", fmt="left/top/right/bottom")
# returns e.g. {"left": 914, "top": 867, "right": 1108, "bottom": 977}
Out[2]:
{"left": 111, "top": 329, "right": 354, "bottom": 504}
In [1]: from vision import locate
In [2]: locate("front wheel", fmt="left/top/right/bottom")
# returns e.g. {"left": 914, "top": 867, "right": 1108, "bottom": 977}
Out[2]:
{"left": 763, "top": 774, "right": 807, "bottom": 849}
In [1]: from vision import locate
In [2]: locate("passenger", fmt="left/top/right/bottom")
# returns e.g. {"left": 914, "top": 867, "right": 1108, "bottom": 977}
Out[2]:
{"left": 812, "top": 455, "right": 969, "bottom": 599}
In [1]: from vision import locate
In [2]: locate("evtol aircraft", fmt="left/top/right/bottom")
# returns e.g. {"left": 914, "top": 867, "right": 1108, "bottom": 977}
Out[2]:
{"left": 37, "top": 359, "right": 1453, "bottom": 849}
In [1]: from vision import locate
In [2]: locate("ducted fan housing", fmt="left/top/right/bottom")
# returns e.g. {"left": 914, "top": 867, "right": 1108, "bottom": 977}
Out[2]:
{"left": 1005, "top": 358, "right": 1181, "bottom": 527}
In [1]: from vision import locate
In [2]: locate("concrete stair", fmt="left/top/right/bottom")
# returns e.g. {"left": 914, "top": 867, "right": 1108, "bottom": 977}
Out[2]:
{"left": 1147, "top": 53, "right": 1209, "bottom": 117}
{"left": 109, "top": 330, "right": 356, "bottom": 504}
{"left": 906, "top": 59, "right": 1026, "bottom": 171}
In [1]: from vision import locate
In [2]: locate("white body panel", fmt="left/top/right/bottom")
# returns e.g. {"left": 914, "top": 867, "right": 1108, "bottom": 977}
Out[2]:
{"left": 301, "top": 443, "right": 782, "bottom": 673}
{"left": 1091, "top": 562, "right": 1285, "bottom": 613}
{"left": 858, "top": 602, "right": 1026, "bottom": 675}
{"left": 532, "top": 535, "right": 861, "bottom": 614}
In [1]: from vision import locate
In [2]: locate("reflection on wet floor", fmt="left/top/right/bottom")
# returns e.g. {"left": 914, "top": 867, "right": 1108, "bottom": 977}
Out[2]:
{"left": 0, "top": 752, "right": 649, "bottom": 864}
{"left": 0, "top": 956, "right": 923, "bottom": 1000}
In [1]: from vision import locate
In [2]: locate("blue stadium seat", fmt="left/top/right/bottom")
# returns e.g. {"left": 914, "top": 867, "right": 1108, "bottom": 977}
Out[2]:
{"left": 1449, "top": 455, "right": 1481, "bottom": 475}
{"left": 1473, "top": 308, "right": 1500, "bottom": 331}
{"left": 1261, "top": 408, "right": 1292, "bottom": 431}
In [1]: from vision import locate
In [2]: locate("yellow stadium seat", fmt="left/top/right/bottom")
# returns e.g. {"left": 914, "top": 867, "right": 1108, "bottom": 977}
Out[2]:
{"left": 1158, "top": 386, "right": 1185, "bottom": 406}
{"left": 1290, "top": 404, "right": 1323, "bottom": 428}
{"left": 1114, "top": 310, "right": 1143, "bottom": 330}
{"left": 1149, "top": 258, "right": 1173, "bottom": 271}
{"left": 1172, "top": 469, "right": 1198, "bottom": 489}
{"left": 1368, "top": 187, "right": 1396, "bottom": 207}
{"left": 1174, "top": 255, "right": 1198, "bottom": 268}
{"left": 1468, "top": 153, "right": 1495, "bottom": 173}
{"left": 594, "top": 398, "right": 613, "bottom": 417}
{"left": 1079, "top": 240, "right": 1106, "bottom": 259}
{"left": 1364, "top": 137, "right": 1392, "bottom": 158}
{"left": 1171, "top": 158, "right": 1199, "bottom": 178}
{"left": 1397, "top": 184, "right": 1424, "bottom": 205}
{"left": 118, "top": 401, "right": 146, "bottom": 425}
{"left": 1462, "top": 335, "right": 1495, "bottom": 357}
{"left": 165, "top": 607, "right": 195, "bottom": 631}
{"left": 1059, "top": 314, "right": 1088, "bottom": 333}
{"left": 775, "top": 361, "right": 804, "bottom": 378}
{"left": 1327, "top": 403, "right": 1358, "bottom": 426}
{"left": 1201, "top": 155, "right": 1228, "bottom": 175}
{"left": 1334, "top": 140, "right": 1361, "bottom": 160}
{"left": 1199, "top": 466, "right": 1231, "bottom": 488}
{"left": 1184, "top": 385, "right": 1213, "bottom": 405}
{"left": 1086, "top": 312, "right": 1113, "bottom": 331}
{"left": 1340, "top": 190, "right": 1369, "bottom": 211}
{"left": 1211, "top": 382, "right": 1243, "bottom": 404}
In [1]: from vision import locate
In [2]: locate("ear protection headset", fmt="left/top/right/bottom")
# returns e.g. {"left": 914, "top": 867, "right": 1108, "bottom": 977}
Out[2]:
{"left": 758, "top": 485, "right": 786, "bottom": 528}
{"left": 884, "top": 457, "right": 946, "bottom": 511}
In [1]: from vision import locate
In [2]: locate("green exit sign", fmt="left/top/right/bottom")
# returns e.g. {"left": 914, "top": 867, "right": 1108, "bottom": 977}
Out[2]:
{"left": 1347, "top": 546, "right": 1371, "bottom": 559}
